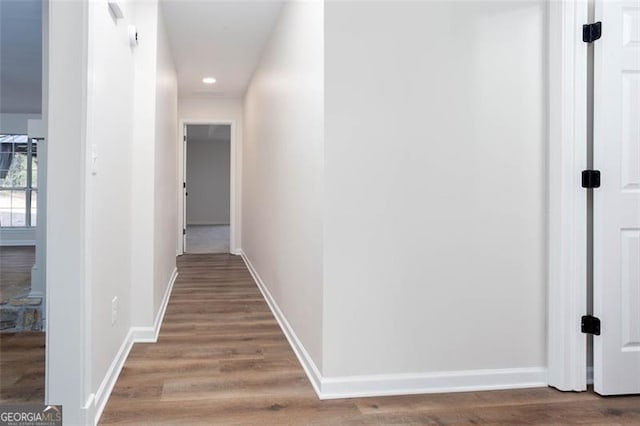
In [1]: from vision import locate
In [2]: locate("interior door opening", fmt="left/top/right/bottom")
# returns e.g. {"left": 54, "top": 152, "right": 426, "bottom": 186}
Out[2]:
{"left": 183, "top": 124, "right": 231, "bottom": 254}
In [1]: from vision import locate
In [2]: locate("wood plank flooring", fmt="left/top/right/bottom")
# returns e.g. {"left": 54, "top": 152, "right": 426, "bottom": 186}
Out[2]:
{"left": 0, "top": 246, "right": 36, "bottom": 302}
{"left": 0, "top": 246, "right": 44, "bottom": 403}
{"left": 101, "top": 254, "right": 640, "bottom": 425}
{"left": 0, "top": 331, "right": 45, "bottom": 403}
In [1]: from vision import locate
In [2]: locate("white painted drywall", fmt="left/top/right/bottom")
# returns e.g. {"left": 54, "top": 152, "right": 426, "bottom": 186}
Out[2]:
{"left": 85, "top": 0, "right": 135, "bottom": 394}
{"left": 129, "top": 1, "right": 178, "bottom": 327}
{"left": 46, "top": 3, "right": 88, "bottom": 421}
{"left": 186, "top": 126, "right": 231, "bottom": 225}
{"left": 153, "top": 7, "right": 178, "bottom": 313}
{"left": 323, "top": 1, "right": 547, "bottom": 377}
{"left": 242, "top": 1, "right": 324, "bottom": 370}
{"left": 130, "top": 0, "right": 158, "bottom": 328}
{"left": 179, "top": 97, "right": 244, "bottom": 121}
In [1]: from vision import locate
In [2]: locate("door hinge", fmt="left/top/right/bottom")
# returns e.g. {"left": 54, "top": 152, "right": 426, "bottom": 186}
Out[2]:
{"left": 183, "top": 229, "right": 186, "bottom": 235}
{"left": 184, "top": 135, "right": 187, "bottom": 142}
{"left": 183, "top": 182, "right": 186, "bottom": 188}
{"left": 581, "top": 315, "right": 601, "bottom": 335}
{"left": 583, "top": 22, "right": 602, "bottom": 43}
{"left": 582, "top": 170, "right": 601, "bottom": 188}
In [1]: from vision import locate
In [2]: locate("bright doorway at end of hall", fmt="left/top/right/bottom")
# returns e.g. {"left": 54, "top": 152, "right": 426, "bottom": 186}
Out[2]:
{"left": 184, "top": 124, "right": 231, "bottom": 254}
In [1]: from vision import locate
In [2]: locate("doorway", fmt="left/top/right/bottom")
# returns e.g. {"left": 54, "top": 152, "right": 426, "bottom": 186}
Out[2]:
{"left": 548, "top": 0, "right": 640, "bottom": 395}
{"left": 183, "top": 124, "right": 231, "bottom": 254}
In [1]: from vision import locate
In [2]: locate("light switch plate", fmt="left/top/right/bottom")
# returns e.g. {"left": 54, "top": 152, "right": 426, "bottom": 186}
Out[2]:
{"left": 91, "top": 144, "right": 98, "bottom": 175}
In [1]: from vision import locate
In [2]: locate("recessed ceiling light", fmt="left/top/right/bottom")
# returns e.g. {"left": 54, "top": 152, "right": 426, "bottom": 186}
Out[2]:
{"left": 202, "top": 77, "right": 216, "bottom": 84}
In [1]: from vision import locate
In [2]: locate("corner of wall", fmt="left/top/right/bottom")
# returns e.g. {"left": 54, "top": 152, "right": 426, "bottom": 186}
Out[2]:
{"left": 239, "top": 250, "right": 323, "bottom": 396}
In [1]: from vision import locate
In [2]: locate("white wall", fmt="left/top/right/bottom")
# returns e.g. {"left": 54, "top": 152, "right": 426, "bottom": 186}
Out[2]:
{"left": 186, "top": 128, "right": 231, "bottom": 225}
{"left": 130, "top": 0, "right": 178, "bottom": 329}
{"left": 323, "top": 0, "right": 547, "bottom": 378}
{"left": 179, "top": 97, "right": 243, "bottom": 121}
{"left": 178, "top": 97, "right": 243, "bottom": 251}
{"left": 46, "top": 2, "right": 88, "bottom": 421}
{"left": 153, "top": 7, "right": 178, "bottom": 314}
{"left": 85, "top": 0, "right": 135, "bottom": 397}
{"left": 242, "top": 1, "right": 324, "bottom": 370}
{"left": 130, "top": 0, "right": 158, "bottom": 328}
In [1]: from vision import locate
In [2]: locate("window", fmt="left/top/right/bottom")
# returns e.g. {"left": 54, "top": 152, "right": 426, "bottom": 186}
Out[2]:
{"left": 0, "top": 135, "right": 38, "bottom": 227}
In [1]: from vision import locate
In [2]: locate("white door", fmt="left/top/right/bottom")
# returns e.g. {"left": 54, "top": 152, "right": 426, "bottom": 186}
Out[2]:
{"left": 593, "top": 0, "right": 640, "bottom": 395}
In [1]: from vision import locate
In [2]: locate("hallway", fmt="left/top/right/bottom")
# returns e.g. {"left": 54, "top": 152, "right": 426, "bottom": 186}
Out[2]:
{"left": 99, "top": 254, "right": 640, "bottom": 425}
{"left": 185, "top": 225, "right": 230, "bottom": 254}
{"left": 100, "top": 253, "right": 344, "bottom": 424}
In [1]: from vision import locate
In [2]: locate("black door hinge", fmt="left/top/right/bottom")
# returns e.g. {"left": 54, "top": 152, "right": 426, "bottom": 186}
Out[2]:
{"left": 582, "top": 170, "right": 601, "bottom": 188}
{"left": 583, "top": 22, "right": 602, "bottom": 43}
{"left": 183, "top": 182, "right": 186, "bottom": 188}
{"left": 183, "top": 229, "right": 186, "bottom": 235}
{"left": 581, "top": 315, "right": 601, "bottom": 335}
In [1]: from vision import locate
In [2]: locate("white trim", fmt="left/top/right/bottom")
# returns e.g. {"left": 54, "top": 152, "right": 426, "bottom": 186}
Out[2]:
{"left": 240, "top": 250, "right": 547, "bottom": 400}
{"left": 320, "top": 368, "right": 547, "bottom": 400}
{"left": 92, "top": 268, "right": 178, "bottom": 425}
{"left": 131, "top": 267, "right": 178, "bottom": 342}
{"left": 0, "top": 239, "right": 36, "bottom": 246}
{"left": 186, "top": 221, "right": 230, "bottom": 226}
{"left": 91, "top": 329, "right": 135, "bottom": 425}
{"left": 239, "top": 250, "right": 323, "bottom": 396}
{"left": 82, "top": 394, "right": 95, "bottom": 420}
{"left": 178, "top": 119, "right": 240, "bottom": 256}
{"left": 547, "top": 0, "right": 588, "bottom": 392}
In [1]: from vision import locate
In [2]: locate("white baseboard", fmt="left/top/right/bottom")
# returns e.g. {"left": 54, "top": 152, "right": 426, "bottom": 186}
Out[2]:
{"left": 92, "top": 267, "right": 178, "bottom": 425}
{"left": 239, "top": 250, "right": 323, "bottom": 396}
{"left": 239, "top": 250, "right": 548, "bottom": 400}
{"left": 131, "top": 267, "right": 178, "bottom": 342}
{"left": 320, "top": 367, "right": 547, "bottom": 399}
{"left": 82, "top": 393, "right": 96, "bottom": 425}
{"left": 91, "top": 329, "right": 136, "bottom": 425}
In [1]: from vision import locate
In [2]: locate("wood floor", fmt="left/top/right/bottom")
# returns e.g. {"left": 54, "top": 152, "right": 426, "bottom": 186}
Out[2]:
{"left": 101, "top": 254, "right": 640, "bottom": 425}
{"left": 0, "top": 246, "right": 44, "bottom": 403}
{"left": 0, "top": 246, "right": 36, "bottom": 302}
{"left": 0, "top": 331, "right": 45, "bottom": 403}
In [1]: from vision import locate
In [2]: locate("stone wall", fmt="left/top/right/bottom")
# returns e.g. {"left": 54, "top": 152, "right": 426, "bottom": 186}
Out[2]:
{"left": 0, "top": 297, "right": 43, "bottom": 332}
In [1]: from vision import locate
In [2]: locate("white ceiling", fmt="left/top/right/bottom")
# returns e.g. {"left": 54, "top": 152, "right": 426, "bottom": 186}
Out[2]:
{"left": 161, "top": 0, "right": 283, "bottom": 99}
{"left": 0, "top": 0, "right": 42, "bottom": 114}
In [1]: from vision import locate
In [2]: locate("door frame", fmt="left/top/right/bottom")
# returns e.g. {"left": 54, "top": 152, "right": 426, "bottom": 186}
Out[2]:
{"left": 547, "top": 0, "right": 589, "bottom": 392}
{"left": 178, "top": 119, "right": 240, "bottom": 255}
